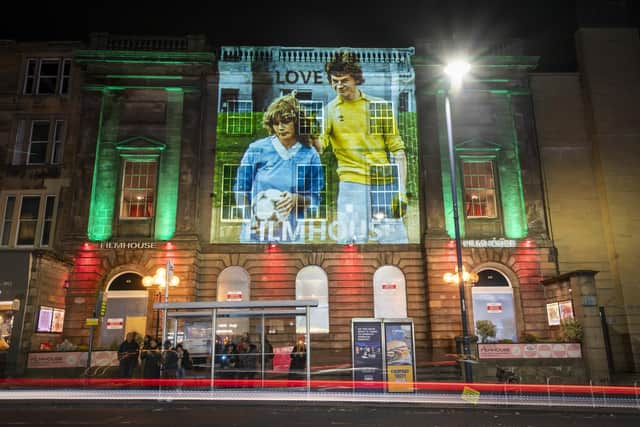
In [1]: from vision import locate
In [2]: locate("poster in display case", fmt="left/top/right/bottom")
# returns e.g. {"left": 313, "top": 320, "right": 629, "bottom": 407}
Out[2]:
{"left": 36, "top": 306, "right": 65, "bottom": 333}
{"left": 559, "top": 300, "right": 574, "bottom": 320}
{"left": 352, "top": 319, "right": 384, "bottom": 391}
{"left": 384, "top": 320, "right": 416, "bottom": 392}
{"left": 546, "top": 302, "right": 561, "bottom": 326}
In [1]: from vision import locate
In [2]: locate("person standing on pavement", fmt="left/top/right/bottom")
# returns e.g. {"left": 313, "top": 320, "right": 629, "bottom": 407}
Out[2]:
{"left": 161, "top": 340, "right": 178, "bottom": 380}
{"left": 117, "top": 332, "right": 140, "bottom": 378}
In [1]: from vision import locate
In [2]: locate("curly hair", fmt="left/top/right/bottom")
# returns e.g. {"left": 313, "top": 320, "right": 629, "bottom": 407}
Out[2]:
{"left": 262, "top": 92, "right": 312, "bottom": 147}
{"left": 262, "top": 93, "right": 299, "bottom": 133}
{"left": 324, "top": 51, "right": 365, "bottom": 85}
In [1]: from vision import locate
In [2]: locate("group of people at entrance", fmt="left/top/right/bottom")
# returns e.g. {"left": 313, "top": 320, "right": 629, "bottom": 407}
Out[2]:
{"left": 120, "top": 331, "right": 309, "bottom": 383}
{"left": 117, "top": 332, "right": 192, "bottom": 380}
{"left": 218, "top": 333, "right": 307, "bottom": 382}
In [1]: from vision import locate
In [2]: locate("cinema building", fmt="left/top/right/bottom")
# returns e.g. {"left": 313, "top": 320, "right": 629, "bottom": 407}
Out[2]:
{"left": 0, "top": 28, "right": 638, "bottom": 382}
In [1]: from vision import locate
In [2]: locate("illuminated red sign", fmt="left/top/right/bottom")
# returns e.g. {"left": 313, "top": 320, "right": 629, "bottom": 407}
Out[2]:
{"left": 226, "top": 291, "right": 243, "bottom": 301}
{"left": 487, "top": 303, "right": 502, "bottom": 313}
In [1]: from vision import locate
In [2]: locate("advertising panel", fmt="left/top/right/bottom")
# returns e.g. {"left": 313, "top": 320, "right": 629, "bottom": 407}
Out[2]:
{"left": 273, "top": 346, "right": 293, "bottom": 372}
{"left": 51, "top": 308, "right": 65, "bottom": 333}
{"left": 352, "top": 320, "right": 384, "bottom": 391}
{"left": 211, "top": 46, "right": 419, "bottom": 244}
{"left": 36, "top": 306, "right": 53, "bottom": 333}
{"left": 546, "top": 302, "right": 560, "bottom": 326}
{"left": 27, "top": 351, "right": 119, "bottom": 369}
{"left": 384, "top": 321, "right": 415, "bottom": 392}
{"left": 478, "top": 343, "right": 582, "bottom": 359}
{"left": 559, "top": 300, "right": 574, "bottom": 320}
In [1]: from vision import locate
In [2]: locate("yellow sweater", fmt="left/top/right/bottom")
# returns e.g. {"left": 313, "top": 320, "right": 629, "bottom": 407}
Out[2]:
{"left": 321, "top": 91, "right": 405, "bottom": 185}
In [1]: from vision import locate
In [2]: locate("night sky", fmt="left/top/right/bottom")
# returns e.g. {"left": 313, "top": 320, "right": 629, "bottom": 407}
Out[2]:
{"left": 2, "top": 0, "right": 639, "bottom": 71}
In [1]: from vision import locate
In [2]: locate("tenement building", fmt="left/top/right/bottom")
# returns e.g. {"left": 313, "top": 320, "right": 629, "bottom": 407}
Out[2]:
{"left": 0, "top": 28, "right": 637, "bottom": 382}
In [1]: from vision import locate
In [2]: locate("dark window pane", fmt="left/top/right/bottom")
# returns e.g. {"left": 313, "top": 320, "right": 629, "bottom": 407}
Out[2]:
{"left": 17, "top": 221, "right": 36, "bottom": 245}
{"left": 20, "top": 197, "right": 40, "bottom": 219}
{"left": 17, "top": 196, "right": 40, "bottom": 246}
{"left": 28, "top": 143, "right": 48, "bottom": 164}
{"left": 41, "top": 222, "right": 51, "bottom": 246}
{"left": 37, "top": 77, "right": 57, "bottom": 94}
{"left": 1, "top": 196, "right": 16, "bottom": 246}
{"left": 31, "top": 122, "right": 50, "bottom": 140}
{"left": 39, "top": 61, "right": 59, "bottom": 76}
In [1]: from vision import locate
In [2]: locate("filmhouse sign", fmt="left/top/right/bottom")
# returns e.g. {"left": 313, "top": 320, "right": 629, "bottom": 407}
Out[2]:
{"left": 98, "top": 241, "right": 157, "bottom": 249}
{"left": 462, "top": 239, "right": 517, "bottom": 248}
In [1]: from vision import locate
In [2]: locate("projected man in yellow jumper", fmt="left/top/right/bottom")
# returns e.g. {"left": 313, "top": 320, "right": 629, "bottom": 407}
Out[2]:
{"left": 318, "top": 51, "right": 408, "bottom": 244}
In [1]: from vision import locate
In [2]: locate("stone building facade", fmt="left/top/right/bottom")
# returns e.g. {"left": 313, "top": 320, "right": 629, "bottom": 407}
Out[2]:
{"left": 0, "top": 28, "right": 637, "bottom": 380}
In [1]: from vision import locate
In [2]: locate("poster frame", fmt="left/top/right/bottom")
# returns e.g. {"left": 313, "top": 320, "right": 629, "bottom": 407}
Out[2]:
{"left": 546, "top": 302, "right": 561, "bottom": 326}
{"left": 351, "top": 318, "right": 384, "bottom": 392}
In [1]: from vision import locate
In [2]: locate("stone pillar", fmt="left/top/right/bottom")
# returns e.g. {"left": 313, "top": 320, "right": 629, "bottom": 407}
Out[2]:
{"left": 542, "top": 270, "right": 610, "bottom": 383}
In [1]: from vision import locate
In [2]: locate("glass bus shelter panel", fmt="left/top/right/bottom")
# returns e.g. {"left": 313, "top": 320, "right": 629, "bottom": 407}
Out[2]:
{"left": 178, "top": 314, "right": 303, "bottom": 382}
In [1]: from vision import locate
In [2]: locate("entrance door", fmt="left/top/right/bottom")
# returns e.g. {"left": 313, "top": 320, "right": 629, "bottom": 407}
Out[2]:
{"left": 99, "top": 273, "right": 148, "bottom": 348}
{"left": 471, "top": 269, "right": 517, "bottom": 342}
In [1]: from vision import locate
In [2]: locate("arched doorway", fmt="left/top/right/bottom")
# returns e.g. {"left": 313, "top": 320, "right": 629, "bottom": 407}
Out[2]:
{"left": 99, "top": 272, "right": 148, "bottom": 348}
{"left": 296, "top": 266, "right": 329, "bottom": 333}
{"left": 373, "top": 266, "right": 407, "bottom": 319}
{"left": 471, "top": 269, "right": 517, "bottom": 342}
{"left": 216, "top": 266, "right": 251, "bottom": 337}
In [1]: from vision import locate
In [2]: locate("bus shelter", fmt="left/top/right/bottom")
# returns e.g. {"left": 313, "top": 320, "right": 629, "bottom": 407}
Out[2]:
{"left": 154, "top": 299, "right": 318, "bottom": 388}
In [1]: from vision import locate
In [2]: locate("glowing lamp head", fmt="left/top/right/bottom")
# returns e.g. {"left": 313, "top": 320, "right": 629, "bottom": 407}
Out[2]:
{"left": 444, "top": 60, "right": 470, "bottom": 90}
{"left": 443, "top": 272, "right": 456, "bottom": 284}
{"left": 142, "top": 276, "right": 153, "bottom": 287}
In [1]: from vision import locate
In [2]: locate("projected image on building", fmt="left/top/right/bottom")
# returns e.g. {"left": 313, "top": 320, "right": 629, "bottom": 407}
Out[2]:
{"left": 211, "top": 47, "right": 419, "bottom": 244}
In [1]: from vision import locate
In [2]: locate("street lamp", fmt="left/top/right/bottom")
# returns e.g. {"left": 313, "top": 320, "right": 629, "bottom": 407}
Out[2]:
{"left": 443, "top": 59, "right": 473, "bottom": 382}
{"left": 143, "top": 261, "right": 179, "bottom": 348}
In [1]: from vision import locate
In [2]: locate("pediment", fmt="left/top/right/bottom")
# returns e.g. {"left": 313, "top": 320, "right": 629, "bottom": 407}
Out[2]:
{"left": 455, "top": 138, "right": 501, "bottom": 152}
{"left": 115, "top": 136, "right": 166, "bottom": 151}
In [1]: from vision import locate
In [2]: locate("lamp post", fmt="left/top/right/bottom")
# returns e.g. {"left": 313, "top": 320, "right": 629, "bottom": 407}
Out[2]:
{"left": 143, "top": 261, "right": 179, "bottom": 347}
{"left": 443, "top": 59, "right": 474, "bottom": 382}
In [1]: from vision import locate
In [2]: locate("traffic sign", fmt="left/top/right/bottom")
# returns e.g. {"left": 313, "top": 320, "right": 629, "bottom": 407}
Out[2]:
{"left": 85, "top": 318, "right": 99, "bottom": 326}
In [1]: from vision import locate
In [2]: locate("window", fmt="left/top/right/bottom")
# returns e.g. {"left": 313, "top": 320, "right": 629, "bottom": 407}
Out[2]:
{"left": 0, "top": 193, "right": 56, "bottom": 248}
{"left": 296, "top": 164, "right": 326, "bottom": 220}
{"left": 41, "top": 196, "right": 55, "bottom": 247}
{"left": 296, "top": 266, "right": 329, "bottom": 334}
{"left": 51, "top": 121, "right": 65, "bottom": 164}
{"left": 368, "top": 101, "right": 395, "bottom": 135}
{"left": 398, "top": 92, "right": 409, "bottom": 113}
{"left": 225, "top": 100, "right": 253, "bottom": 135}
{"left": 298, "top": 101, "right": 323, "bottom": 136}
{"left": 217, "top": 267, "right": 250, "bottom": 336}
{"left": 463, "top": 160, "right": 497, "bottom": 218}
{"left": 373, "top": 266, "right": 407, "bottom": 319}
{"left": 13, "top": 119, "right": 65, "bottom": 165}
{"left": 28, "top": 121, "right": 50, "bottom": 164}
{"left": 281, "top": 89, "right": 313, "bottom": 100}
{"left": 1, "top": 197, "right": 16, "bottom": 246}
{"left": 221, "top": 163, "right": 327, "bottom": 222}
{"left": 119, "top": 160, "right": 157, "bottom": 219}
{"left": 370, "top": 164, "right": 404, "bottom": 220}
{"left": 23, "top": 58, "right": 71, "bottom": 95}
{"left": 221, "top": 164, "right": 250, "bottom": 222}
{"left": 219, "top": 88, "right": 239, "bottom": 111}
{"left": 17, "top": 196, "right": 40, "bottom": 246}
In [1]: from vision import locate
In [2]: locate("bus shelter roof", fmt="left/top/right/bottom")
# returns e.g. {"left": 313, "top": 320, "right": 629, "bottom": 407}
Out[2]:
{"left": 154, "top": 299, "right": 319, "bottom": 311}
